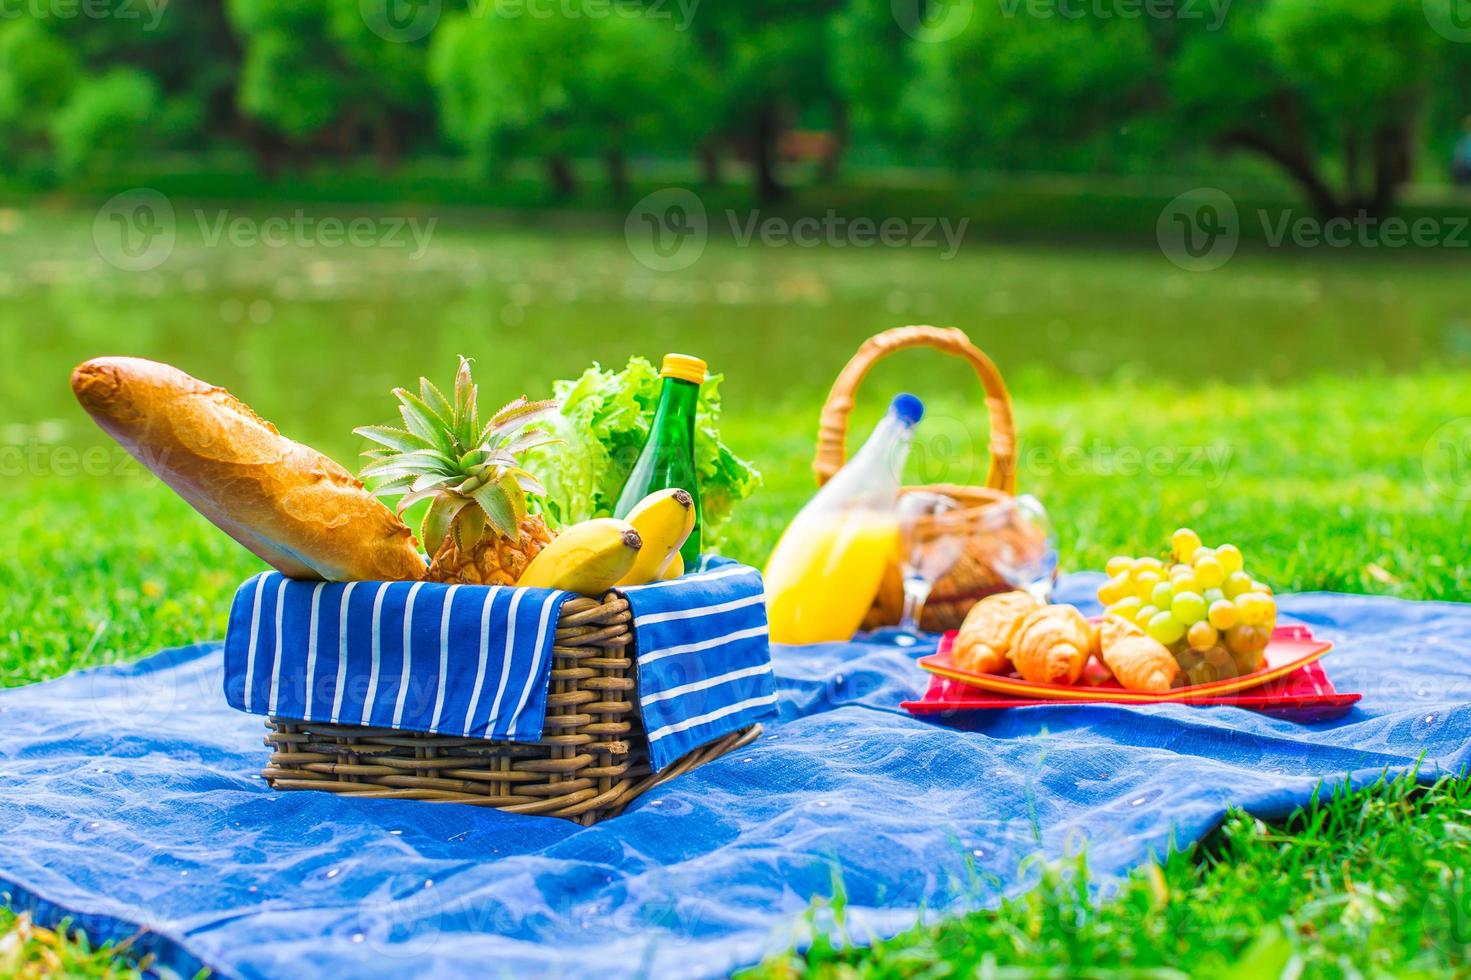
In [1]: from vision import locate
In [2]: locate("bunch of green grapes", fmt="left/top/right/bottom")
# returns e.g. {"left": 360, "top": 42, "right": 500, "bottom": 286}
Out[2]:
{"left": 1096, "top": 528, "right": 1277, "bottom": 682}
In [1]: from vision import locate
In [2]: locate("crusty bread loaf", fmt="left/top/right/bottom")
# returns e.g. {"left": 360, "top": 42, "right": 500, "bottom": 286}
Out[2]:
{"left": 72, "top": 356, "right": 426, "bottom": 582}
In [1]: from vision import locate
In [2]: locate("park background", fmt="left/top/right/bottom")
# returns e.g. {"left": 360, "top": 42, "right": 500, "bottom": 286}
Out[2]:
{"left": 2, "top": 0, "right": 1471, "bottom": 975}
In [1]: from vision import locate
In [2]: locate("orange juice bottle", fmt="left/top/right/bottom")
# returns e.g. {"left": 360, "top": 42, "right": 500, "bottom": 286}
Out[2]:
{"left": 764, "top": 394, "right": 924, "bottom": 644}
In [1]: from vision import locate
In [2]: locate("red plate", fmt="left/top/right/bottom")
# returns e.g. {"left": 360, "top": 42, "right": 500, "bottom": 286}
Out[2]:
{"left": 907, "top": 624, "right": 1360, "bottom": 720}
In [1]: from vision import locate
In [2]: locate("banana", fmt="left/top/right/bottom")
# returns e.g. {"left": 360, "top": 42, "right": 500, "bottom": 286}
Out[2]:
{"left": 615, "top": 488, "right": 695, "bottom": 586}
{"left": 517, "top": 517, "right": 643, "bottom": 594}
{"left": 659, "top": 551, "right": 685, "bottom": 581}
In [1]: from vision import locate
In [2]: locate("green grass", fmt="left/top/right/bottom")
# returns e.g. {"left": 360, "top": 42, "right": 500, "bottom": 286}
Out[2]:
{"left": 0, "top": 909, "right": 152, "bottom": 978}
{"left": 748, "top": 772, "right": 1471, "bottom": 978}
{"left": 1, "top": 201, "right": 1469, "bottom": 974}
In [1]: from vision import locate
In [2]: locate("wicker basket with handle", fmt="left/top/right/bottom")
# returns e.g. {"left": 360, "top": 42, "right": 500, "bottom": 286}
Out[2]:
{"left": 814, "top": 325, "right": 1046, "bottom": 632}
{"left": 261, "top": 592, "right": 760, "bottom": 825}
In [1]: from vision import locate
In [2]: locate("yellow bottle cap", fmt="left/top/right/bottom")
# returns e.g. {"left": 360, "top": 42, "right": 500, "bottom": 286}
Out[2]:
{"left": 660, "top": 353, "right": 707, "bottom": 385}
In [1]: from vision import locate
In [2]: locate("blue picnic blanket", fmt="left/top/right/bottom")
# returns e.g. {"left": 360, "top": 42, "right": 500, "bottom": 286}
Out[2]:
{"left": 2, "top": 575, "right": 1470, "bottom": 979}
{"left": 222, "top": 558, "right": 774, "bottom": 772}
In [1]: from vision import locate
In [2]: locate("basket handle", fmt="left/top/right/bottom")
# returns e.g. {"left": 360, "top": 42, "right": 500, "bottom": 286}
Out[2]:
{"left": 813, "top": 325, "right": 1017, "bottom": 494}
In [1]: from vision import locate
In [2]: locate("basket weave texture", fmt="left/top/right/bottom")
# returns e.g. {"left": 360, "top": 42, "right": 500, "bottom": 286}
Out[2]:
{"left": 262, "top": 592, "right": 760, "bottom": 825}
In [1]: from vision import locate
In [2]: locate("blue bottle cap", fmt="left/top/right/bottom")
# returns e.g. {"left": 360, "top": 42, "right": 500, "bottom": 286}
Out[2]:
{"left": 889, "top": 392, "right": 924, "bottom": 426}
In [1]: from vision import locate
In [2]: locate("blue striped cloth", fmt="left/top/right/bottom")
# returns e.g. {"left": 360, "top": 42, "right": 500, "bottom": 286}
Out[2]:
{"left": 223, "top": 574, "right": 573, "bottom": 742}
{"left": 617, "top": 556, "right": 777, "bottom": 771}
{"left": 222, "top": 559, "right": 775, "bottom": 768}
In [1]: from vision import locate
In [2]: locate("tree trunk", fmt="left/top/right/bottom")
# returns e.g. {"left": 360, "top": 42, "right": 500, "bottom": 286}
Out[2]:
{"left": 240, "top": 120, "right": 282, "bottom": 181}
{"left": 547, "top": 155, "right": 576, "bottom": 198}
{"left": 1343, "top": 127, "right": 1361, "bottom": 202}
{"left": 752, "top": 100, "right": 785, "bottom": 203}
{"left": 699, "top": 137, "right": 721, "bottom": 185}
{"left": 818, "top": 99, "right": 849, "bottom": 184}
{"left": 605, "top": 148, "right": 628, "bottom": 199}
{"left": 1369, "top": 121, "right": 1414, "bottom": 220}
{"left": 373, "top": 114, "right": 403, "bottom": 172}
{"left": 1223, "top": 127, "right": 1339, "bottom": 219}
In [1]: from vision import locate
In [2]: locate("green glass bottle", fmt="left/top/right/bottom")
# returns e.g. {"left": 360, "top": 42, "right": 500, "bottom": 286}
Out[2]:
{"left": 613, "top": 353, "right": 705, "bottom": 567}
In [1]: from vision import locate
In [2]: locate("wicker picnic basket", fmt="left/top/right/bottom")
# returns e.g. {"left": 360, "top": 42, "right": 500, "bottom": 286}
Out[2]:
{"left": 261, "top": 592, "right": 760, "bottom": 826}
{"left": 815, "top": 324, "right": 1046, "bottom": 632}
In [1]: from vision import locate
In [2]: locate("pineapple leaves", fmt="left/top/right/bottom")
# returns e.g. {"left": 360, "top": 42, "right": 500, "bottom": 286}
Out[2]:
{"left": 420, "top": 493, "right": 471, "bottom": 556}
{"left": 453, "top": 506, "right": 486, "bottom": 552}
{"left": 419, "top": 378, "right": 454, "bottom": 426}
{"left": 453, "top": 356, "right": 479, "bottom": 445}
{"left": 360, "top": 448, "right": 456, "bottom": 483}
{"left": 479, "top": 397, "right": 558, "bottom": 447}
{"left": 365, "top": 474, "right": 416, "bottom": 497}
{"left": 354, "top": 425, "right": 433, "bottom": 454}
{"left": 471, "top": 482, "right": 521, "bottom": 540}
{"left": 394, "top": 388, "right": 455, "bottom": 453}
{"left": 360, "top": 361, "right": 561, "bottom": 541}
{"left": 513, "top": 469, "right": 546, "bottom": 498}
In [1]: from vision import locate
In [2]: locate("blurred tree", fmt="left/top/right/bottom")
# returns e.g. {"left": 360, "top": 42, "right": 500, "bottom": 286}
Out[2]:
{"left": 227, "top": 0, "right": 430, "bottom": 173}
{"left": 430, "top": 7, "right": 707, "bottom": 198}
{"left": 0, "top": 19, "right": 82, "bottom": 167}
{"left": 1170, "top": 0, "right": 1440, "bottom": 217}
{"left": 689, "top": 1, "right": 840, "bottom": 201}
{"left": 828, "top": 0, "right": 925, "bottom": 178}
{"left": 51, "top": 67, "right": 161, "bottom": 176}
{"left": 896, "top": 3, "right": 1159, "bottom": 173}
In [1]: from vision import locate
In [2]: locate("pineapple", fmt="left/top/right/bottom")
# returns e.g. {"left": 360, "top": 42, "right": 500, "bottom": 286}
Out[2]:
{"left": 355, "top": 357, "right": 558, "bottom": 585}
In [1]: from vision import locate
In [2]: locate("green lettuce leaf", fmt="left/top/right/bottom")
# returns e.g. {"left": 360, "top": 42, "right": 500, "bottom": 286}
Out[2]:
{"left": 524, "top": 356, "right": 761, "bottom": 543}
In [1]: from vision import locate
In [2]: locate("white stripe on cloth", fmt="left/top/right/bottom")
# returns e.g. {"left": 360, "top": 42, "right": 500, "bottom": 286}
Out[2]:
{"left": 287, "top": 581, "right": 325, "bottom": 718}
{"left": 484, "top": 589, "right": 525, "bottom": 731}
{"left": 640, "top": 662, "right": 774, "bottom": 708}
{"left": 360, "top": 582, "right": 392, "bottom": 725}
{"left": 462, "top": 586, "right": 501, "bottom": 733}
{"left": 507, "top": 592, "right": 559, "bottom": 738}
{"left": 627, "top": 564, "right": 755, "bottom": 592}
{"left": 330, "top": 581, "right": 358, "bottom": 724}
{"left": 262, "top": 576, "right": 288, "bottom": 714}
{"left": 391, "top": 581, "right": 427, "bottom": 728}
{"left": 645, "top": 692, "right": 780, "bottom": 742}
{"left": 634, "top": 593, "right": 764, "bottom": 628}
{"left": 240, "top": 573, "right": 268, "bottom": 712}
{"left": 639, "top": 625, "right": 770, "bottom": 666}
{"left": 429, "top": 584, "right": 460, "bottom": 730}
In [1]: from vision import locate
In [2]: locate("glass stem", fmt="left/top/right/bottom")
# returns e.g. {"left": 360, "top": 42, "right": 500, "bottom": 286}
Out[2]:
{"left": 899, "top": 577, "right": 933, "bottom": 633}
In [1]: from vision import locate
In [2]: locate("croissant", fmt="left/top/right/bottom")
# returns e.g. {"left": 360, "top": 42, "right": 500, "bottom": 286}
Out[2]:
{"left": 1098, "top": 615, "right": 1179, "bottom": 693}
{"left": 952, "top": 591, "right": 1041, "bottom": 675}
{"left": 1009, "top": 604, "right": 1096, "bottom": 686}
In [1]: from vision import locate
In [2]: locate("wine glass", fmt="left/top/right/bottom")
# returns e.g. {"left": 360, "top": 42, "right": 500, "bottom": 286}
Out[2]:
{"left": 895, "top": 492, "right": 964, "bottom": 642}
{"left": 978, "top": 493, "right": 1059, "bottom": 602}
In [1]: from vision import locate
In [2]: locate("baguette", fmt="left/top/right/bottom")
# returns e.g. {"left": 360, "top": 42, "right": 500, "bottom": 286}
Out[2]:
{"left": 71, "top": 356, "right": 426, "bottom": 582}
